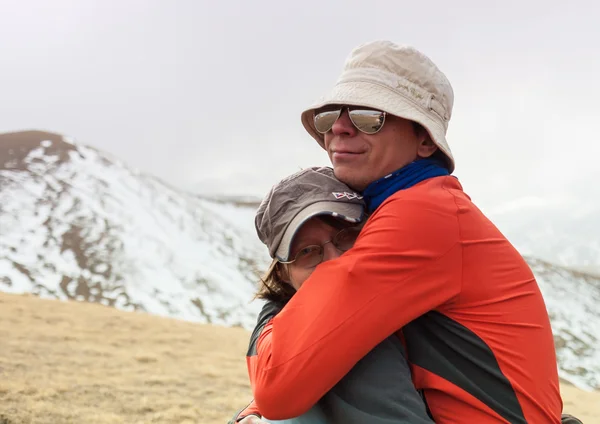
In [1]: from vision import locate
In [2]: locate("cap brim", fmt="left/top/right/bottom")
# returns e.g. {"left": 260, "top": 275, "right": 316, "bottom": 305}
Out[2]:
{"left": 300, "top": 80, "right": 455, "bottom": 173}
{"left": 275, "top": 200, "right": 364, "bottom": 261}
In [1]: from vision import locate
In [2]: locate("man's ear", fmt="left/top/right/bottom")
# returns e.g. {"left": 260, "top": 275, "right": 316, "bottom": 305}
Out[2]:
{"left": 417, "top": 137, "right": 438, "bottom": 158}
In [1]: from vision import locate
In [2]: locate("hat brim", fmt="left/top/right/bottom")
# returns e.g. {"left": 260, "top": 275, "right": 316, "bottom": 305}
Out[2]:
{"left": 301, "top": 80, "right": 455, "bottom": 173}
{"left": 275, "top": 200, "right": 364, "bottom": 262}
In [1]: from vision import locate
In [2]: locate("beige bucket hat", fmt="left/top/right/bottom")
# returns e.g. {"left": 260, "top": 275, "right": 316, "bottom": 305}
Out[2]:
{"left": 301, "top": 40, "right": 456, "bottom": 173}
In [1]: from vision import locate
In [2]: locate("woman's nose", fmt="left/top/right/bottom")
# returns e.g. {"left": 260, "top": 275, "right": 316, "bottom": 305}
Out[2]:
{"left": 322, "top": 242, "right": 343, "bottom": 262}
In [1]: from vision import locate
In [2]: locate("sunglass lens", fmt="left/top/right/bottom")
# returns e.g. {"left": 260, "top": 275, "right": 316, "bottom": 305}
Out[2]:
{"left": 314, "top": 110, "right": 341, "bottom": 134}
{"left": 349, "top": 109, "right": 385, "bottom": 134}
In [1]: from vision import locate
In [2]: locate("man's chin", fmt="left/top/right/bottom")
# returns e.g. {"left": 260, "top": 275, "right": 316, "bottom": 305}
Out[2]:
{"left": 332, "top": 166, "right": 368, "bottom": 192}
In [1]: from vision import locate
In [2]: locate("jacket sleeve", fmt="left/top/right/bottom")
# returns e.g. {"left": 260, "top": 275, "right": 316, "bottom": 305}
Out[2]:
{"left": 231, "top": 302, "right": 285, "bottom": 423}
{"left": 248, "top": 196, "right": 463, "bottom": 419}
{"left": 228, "top": 400, "right": 261, "bottom": 423}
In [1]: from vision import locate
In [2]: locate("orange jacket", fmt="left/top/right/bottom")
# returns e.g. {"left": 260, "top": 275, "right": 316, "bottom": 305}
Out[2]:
{"left": 247, "top": 176, "right": 562, "bottom": 423}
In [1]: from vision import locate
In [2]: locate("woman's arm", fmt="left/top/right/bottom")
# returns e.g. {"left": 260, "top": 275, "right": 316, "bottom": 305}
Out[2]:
{"left": 231, "top": 301, "right": 284, "bottom": 423}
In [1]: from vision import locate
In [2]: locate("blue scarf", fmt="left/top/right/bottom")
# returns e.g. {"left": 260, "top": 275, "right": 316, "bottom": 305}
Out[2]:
{"left": 362, "top": 158, "right": 450, "bottom": 213}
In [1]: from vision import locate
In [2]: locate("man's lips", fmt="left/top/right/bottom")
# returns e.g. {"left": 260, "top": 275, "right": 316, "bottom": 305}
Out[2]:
{"left": 331, "top": 149, "right": 365, "bottom": 161}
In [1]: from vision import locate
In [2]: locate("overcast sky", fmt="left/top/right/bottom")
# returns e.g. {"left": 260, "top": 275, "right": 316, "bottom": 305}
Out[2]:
{"left": 1, "top": 0, "right": 599, "bottom": 211}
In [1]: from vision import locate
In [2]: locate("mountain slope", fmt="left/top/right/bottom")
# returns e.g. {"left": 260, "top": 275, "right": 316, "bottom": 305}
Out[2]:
{"left": 0, "top": 130, "right": 269, "bottom": 329}
{"left": 530, "top": 257, "right": 600, "bottom": 390}
{"left": 1, "top": 130, "right": 599, "bottom": 390}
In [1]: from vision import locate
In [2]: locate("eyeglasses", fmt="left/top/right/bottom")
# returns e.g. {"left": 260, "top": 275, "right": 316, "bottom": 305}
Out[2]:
{"left": 280, "top": 227, "right": 361, "bottom": 269}
{"left": 314, "top": 106, "right": 387, "bottom": 135}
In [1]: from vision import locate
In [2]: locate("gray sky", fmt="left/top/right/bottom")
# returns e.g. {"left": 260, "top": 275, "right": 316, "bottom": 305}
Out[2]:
{"left": 1, "top": 0, "right": 599, "bottom": 211}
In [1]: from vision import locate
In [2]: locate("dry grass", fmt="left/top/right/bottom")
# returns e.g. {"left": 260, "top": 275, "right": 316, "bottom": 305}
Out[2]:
{"left": 0, "top": 292, "right": 250, "bottom": 423}
{"left": 0, "top": 292, "right": 597, "bottom": 424}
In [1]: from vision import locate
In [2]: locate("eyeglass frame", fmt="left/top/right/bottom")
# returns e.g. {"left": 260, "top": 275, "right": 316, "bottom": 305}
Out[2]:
{"left": 278, "top": 226, "right": 360, "bottom": 269}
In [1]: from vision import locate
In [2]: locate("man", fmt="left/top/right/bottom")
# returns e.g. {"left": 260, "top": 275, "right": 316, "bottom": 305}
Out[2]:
{"left": 246, "top": 41, "right": 563, "bottom": 423}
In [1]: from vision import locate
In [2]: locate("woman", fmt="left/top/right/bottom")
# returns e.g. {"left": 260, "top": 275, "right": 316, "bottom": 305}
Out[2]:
{"left": 229, "top": 166, "right": 433, "bottom": 424}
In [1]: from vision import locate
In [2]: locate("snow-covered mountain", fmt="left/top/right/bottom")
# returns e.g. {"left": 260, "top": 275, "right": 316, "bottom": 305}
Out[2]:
{"left": 529, "top": 258, "right": 600, "bottom": 390}
{"left": 0, "top": 130, "right": 269, "bottom": 329}
{"left": 0, "top": 130, "right": 598, "bottom": 390}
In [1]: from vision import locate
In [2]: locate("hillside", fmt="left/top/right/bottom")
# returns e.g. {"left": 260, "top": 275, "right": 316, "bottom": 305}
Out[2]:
{"left": 0, "top": 292, "right": 597, "bottom": 424}
{"left": 0, "top": 131, "right": 268, "bottom": 329}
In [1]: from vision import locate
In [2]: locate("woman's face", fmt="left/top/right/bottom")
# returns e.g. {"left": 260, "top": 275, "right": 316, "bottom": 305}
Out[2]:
{"left": 284, "top": 217, "right": 359, "bottom": 291}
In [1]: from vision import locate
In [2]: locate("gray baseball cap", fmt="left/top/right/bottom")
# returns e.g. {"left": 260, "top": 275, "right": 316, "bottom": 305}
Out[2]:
{"left": 255, "top": 166, "right": 366, "bottom": 261}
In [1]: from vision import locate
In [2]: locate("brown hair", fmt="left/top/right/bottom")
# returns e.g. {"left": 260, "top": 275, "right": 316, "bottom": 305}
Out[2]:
{"left": 255, "top": 259, "right": 296, "bottom": 304}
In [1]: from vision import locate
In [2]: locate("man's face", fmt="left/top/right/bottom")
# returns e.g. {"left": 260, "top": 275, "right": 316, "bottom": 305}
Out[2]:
{"left": 323, "top": 109, "right": 435, "bottom": 191}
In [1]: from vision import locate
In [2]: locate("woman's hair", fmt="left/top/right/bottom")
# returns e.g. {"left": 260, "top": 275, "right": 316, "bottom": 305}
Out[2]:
{"left": 255, "top": 215, "right": 362, "bottom": 305}
{"left": 255, "top": 259, "right": 296, "bottom": 304}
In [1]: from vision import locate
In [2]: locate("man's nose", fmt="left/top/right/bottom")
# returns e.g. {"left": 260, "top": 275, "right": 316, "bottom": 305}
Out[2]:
{"left": 331, "top": 109, "right": 357, "bottom": 137}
